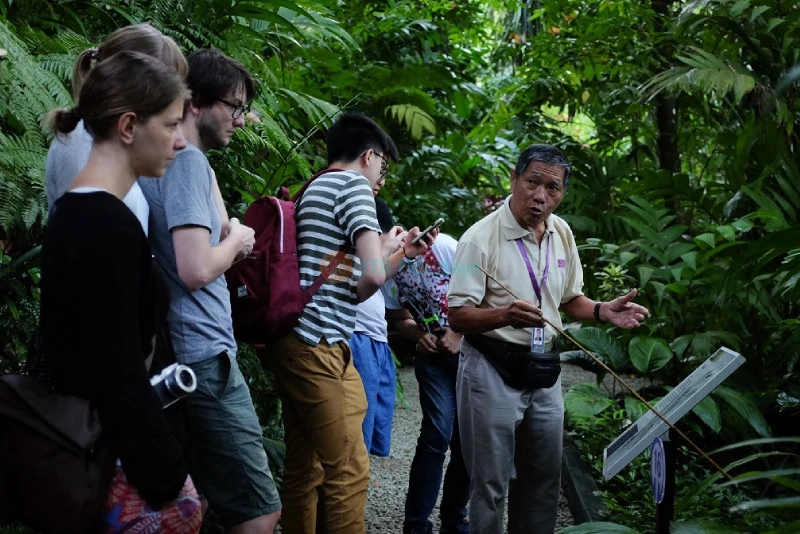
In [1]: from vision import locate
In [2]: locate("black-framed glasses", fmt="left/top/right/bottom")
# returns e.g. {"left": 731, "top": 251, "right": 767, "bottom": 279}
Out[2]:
{"left": 374, "top": 151, "right": 388, "bottom": 182}
{"left": 215, "top": 98, "right": 249, "bottom": 119}
{"left": 360, "top": 149, "right": 389, "bottom": 182}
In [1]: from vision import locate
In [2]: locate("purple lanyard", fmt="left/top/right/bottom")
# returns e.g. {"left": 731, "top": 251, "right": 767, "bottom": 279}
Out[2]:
{"left": 515, "top": 235, "right": 551, "bottom": 307}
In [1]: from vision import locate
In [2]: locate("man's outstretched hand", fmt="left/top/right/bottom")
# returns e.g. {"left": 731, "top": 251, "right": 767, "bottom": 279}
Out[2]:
{"left": 602, "top": 289, "right": 649, "bottom": 329}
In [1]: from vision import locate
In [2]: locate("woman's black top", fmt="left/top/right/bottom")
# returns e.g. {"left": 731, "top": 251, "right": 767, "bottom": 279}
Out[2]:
{"left": 39, "top": 191, "right": 188, "bottom": 507}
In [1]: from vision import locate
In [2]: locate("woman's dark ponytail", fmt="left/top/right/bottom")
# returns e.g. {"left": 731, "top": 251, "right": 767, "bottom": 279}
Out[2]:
{"left": 44, "top": 107, "right": 82, "bottom": 135}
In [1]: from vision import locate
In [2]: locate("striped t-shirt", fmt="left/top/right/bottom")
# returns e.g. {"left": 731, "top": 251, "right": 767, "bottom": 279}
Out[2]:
{"left": 294, "top": 170, "right": 381, "bottom": 346}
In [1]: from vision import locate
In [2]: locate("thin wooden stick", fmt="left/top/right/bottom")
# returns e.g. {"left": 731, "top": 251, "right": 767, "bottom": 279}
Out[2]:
{"left": 475, "top": 264, "right": 732, "bottom": 481}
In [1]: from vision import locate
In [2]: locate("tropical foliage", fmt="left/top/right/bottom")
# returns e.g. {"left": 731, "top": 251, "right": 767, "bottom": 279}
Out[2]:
{"left": 1, "top": 0, "right": 798, "bottom": 531}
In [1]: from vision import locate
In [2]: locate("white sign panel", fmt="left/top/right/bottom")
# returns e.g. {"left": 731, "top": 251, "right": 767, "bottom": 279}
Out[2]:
{"left": 602, "top": 346, "right": 745, "bottom": 480}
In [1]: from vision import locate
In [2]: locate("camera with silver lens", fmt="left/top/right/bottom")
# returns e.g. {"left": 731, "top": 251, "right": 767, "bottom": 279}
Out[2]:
{"left": 150, "top": 363, "right": 197, "bottom": 409}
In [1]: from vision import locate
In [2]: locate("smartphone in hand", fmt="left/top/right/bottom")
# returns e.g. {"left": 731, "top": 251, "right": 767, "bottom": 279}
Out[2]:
{"left": 411, "top": 217, "right": 445, "bottom": 245}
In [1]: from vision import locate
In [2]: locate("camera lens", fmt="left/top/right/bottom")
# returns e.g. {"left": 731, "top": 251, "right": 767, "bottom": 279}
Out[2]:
{"left": 178, "top": 369, "right": 193, "bottom": 387}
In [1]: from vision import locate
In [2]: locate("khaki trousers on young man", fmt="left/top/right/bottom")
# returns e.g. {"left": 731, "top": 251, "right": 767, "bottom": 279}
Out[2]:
{"left": 269, "top": 333, "right": 370, "bottom": 534}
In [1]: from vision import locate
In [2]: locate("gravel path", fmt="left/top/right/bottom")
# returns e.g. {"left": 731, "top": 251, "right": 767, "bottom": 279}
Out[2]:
{"left": 363, "top": 363, "right": 591, "bottom": 533}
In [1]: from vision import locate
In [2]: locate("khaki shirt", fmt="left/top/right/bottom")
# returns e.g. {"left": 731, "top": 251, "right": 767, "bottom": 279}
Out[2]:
{"left": 447, "top": 196, "right": 584, "bottom": 346}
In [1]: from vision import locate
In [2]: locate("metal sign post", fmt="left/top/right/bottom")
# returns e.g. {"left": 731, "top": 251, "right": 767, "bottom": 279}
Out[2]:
{"left": 601, "top": 347, "right": 745, "bottom": 531}
{"left": 653, "top": 432, "right": 677, "bottom": 534}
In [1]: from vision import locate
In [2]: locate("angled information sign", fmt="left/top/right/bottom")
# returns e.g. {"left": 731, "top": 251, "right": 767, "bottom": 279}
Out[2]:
{"left": 602, "top": 347, "right": 745, "bottom": 480}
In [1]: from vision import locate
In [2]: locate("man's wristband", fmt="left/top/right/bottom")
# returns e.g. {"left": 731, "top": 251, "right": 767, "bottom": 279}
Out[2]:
{"left": 594, "top": 302, "right": 607, "bottom": 324}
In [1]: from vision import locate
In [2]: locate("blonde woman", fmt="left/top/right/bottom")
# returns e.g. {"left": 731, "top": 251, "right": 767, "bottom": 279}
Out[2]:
{"left": 45, "top": 23, "right": 187, "bottom": 235}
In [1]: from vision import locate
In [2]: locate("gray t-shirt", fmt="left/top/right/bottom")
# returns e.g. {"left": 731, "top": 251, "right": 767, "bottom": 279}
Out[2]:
{"left": 138, "top": 143, "right": 237, "bottom": 364}
{"left": 45, "top": 120, "right": 150, "bottom": 234}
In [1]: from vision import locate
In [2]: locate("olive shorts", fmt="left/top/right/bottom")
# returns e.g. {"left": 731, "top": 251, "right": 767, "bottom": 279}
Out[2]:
{"left": 185, "top": 352, "right": 281, "bottom": 528}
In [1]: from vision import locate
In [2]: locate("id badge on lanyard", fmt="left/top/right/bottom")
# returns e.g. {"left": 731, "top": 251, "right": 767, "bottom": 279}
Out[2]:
{"left": 515, "top": 236, "right": 551, "bottom": 354}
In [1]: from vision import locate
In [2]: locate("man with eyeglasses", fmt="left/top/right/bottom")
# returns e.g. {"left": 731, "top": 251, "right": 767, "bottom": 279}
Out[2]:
{"left": 139, "top": 49, "right": 282, "bottom": 533}
{"left": 268, "top": 111, "right": 435, "bottom": 533}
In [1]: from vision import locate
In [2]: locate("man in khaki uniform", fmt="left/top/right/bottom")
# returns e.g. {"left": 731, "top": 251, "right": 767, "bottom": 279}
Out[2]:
{"left": 448, "top": 144, "right": 649, "bottom": 534}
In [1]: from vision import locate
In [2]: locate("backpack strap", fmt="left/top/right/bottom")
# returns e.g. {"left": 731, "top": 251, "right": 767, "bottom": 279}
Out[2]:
{"left": 305, "top": 248, "right": 348, "bottom": 298}
{"left": 290, "top": 168, "right": 345, "bottom": 203}
{"left": 294, "top": 168, "right": 351, "bottom": 298}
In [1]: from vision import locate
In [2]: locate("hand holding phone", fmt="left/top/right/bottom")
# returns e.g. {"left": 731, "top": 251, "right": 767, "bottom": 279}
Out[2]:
{"left": 411, "top": 217, "right": 445, "bottom": 245}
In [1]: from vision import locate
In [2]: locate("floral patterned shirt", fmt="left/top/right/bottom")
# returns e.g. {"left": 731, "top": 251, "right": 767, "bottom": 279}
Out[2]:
{"left": 383, "top": 233, "right": 457, "bottom": 334}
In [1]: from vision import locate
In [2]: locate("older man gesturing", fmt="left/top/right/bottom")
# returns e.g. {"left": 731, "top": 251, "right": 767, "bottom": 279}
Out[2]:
{"left": 447, "top": 144, "right": 648, "bottom": 534}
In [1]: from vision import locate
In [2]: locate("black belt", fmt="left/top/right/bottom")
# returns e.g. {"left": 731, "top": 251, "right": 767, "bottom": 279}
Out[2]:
{"left": 465, "top": 334, "right": 529, "bottom": 354}
{"left": 464, "top": 334, "right": 561, "bottom": 390}
{"left": 465, "top": 334, "right": 554, "bottom": 354}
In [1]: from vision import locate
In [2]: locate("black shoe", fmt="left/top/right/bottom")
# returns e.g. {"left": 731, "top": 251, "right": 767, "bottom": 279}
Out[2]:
{"left": 441, "top": 518, "right": 469, "bottom": 534}
{"left": 403, "top": 522, "right": 433, "bottom": 534}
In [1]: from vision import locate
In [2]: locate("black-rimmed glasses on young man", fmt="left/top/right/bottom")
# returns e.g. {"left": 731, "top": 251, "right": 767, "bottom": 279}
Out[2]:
{"left": 359, "top": 149, "right": 389, "bottom": 182}
{"left": 215, "top": 98, "right": 249, "bottom": 120}
{"left": 374, "top": 152, "right": 388, "bottom": 181}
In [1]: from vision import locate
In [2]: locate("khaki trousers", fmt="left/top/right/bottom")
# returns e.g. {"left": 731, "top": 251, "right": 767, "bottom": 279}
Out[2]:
{"left": 270, "top": 334, "right": 370, "bottom": 534}
{"left": 457, "top": 338, "right": 564, "bottom": 534}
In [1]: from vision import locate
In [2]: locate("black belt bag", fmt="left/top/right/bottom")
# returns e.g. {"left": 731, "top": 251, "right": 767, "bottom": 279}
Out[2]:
{"left": 465, "top": 334, "right": 561, "bottom": 391}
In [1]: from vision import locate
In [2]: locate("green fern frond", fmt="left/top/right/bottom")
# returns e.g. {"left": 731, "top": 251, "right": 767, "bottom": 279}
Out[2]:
{"left": 0, "top": 21, "right": 67, "bottom": 233}
{"left": 385, "top": 104, "right": 436, "bottom": 140}
{"left": 0, "top": 133, "right": 47, "bottom": 172}
{"left": 278, "top": 88, "right": 339, "bottom": 124}
{"left": 37, "top": 53, "right": 80, "bottom": 83}
{"left": 374, "top": 87, "right": 438, "bottom": 116}
{"left": 641, "top": 47, "right": 757, "bottom": 103}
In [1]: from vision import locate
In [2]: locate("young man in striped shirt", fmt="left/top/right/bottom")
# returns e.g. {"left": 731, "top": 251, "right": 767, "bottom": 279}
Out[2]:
{"left": 270, "top": 112, "right": 435, "bottom": 533}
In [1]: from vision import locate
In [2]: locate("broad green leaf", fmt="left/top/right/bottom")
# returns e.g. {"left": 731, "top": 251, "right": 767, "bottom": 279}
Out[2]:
{"left": 717, "top": 225, "right": 736, "bottom": 241}
{"left": 713, "top": 386, "right": 771, "bottom": 437}
{"left": 670, "top": 519, "right": 740, "bottom": 533}
{"left": 673, "top": 331, "right": 741, "bottom": 358}
{"left": 559, "top": 522, "right": 640, "bottom": 534}
{"left": 750, "top": 5, "right": 770, "bottom": 22}
{"left": 637, "top": 265, "right": 655, "bottom": 288}
{"left": 731, "top": 218, "right": 753, "bottom": 233}
{"left": 625, "top": 395, "right": 648, "bottom": 420}
{"left": 681, "top": 251, "right": 698, "bottom": 270}
{"left": 619, "top": 251, "right": 637, "bottom": 266}
{"left": 711, "top": 437, "right": 800, "bottom": 454}
{"left": 564, "top": 383, "right": 614, "bottom": 418}
{"left": 766, "top": 17, "right": 786, "bottom": 33}
{"left": 730, "top": 0, "right": 750, "bottom": 16}
{"left": 453, "top": 91, "right": 471, "bottom": 119}
{"left": 665, "top": 282, "right": 688, "bottom": 295}
{"left": 254, "top": 0, "right": 316, "bottom": 22}
{"left": 694, "top": 233, "right": 716, "bottom": 249}
{"left": 629, "top": 336, "right": 672, "bottom": 374}
{"left": 650, "top": 281, "right": 666, "bottom": 304}
{"left": 665, "top": 242, "right": 697, "bottom": 263}
{"left": 719, "top": 468, "right": 800, "bottom": 489}
{"left": 729, "top": 496, "right": 800, "bottom": 512}
{"left": 229, "top": 4, "right": 301, "bottom": 33}
{"left": 691, "top": 396, "right": 721, "bottom": 433}
{"left": 569, "top": 327, "right": 628, "bottom": 371}
{"left": 672, "top": 335, "right": 692, "bottom": 359}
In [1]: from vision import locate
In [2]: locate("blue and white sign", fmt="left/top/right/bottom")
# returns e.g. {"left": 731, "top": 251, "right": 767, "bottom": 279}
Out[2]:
{"left": 650, "top": 437, "right": 666, "bottom": 504}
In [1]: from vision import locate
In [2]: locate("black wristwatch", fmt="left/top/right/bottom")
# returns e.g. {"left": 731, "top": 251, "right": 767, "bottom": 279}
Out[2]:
{"left": 594, "top": 302, "right": 607, "bottom": 324}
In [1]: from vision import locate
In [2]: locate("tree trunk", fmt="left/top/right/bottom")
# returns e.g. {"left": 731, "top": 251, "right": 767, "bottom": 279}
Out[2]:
{"left": 651, "top": 0, "right": 681, "bottom": 174}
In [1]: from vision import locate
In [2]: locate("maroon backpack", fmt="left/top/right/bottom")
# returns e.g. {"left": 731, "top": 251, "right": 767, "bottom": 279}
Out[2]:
{"left": 225, "top": 169, "right": 347, "bottom": 344}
